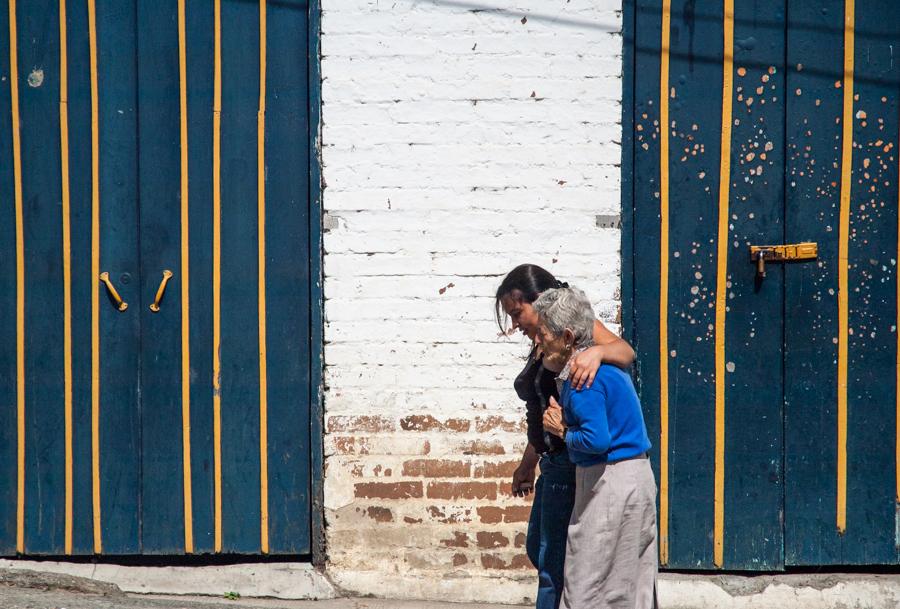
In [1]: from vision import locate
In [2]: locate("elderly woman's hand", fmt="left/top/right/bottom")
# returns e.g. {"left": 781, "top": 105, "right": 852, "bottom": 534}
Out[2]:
{"left": 543, "top": 397, "right": 567, "bottom": 438}
{"left": 570, "top": 345, "right": 605, "bottom": 390}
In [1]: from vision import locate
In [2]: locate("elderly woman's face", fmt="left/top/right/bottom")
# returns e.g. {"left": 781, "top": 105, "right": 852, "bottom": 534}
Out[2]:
{"left": 535, "top": 322, "right": 575, "bottom": 372}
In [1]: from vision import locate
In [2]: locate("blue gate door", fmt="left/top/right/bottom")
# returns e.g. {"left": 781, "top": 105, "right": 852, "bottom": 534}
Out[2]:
{"left": 630, "top": 0, "right": 900, "bottom": 570}
{"left": 137, "top": 0, "right": 313, "bottom": 556}
{"left": 0, "top": 0, "right": 313, "bottom": 556}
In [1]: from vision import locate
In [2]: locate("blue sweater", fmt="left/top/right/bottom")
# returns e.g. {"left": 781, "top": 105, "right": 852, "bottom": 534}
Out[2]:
{"left": 561, "top": 365, "right": 651, "bottom": 467}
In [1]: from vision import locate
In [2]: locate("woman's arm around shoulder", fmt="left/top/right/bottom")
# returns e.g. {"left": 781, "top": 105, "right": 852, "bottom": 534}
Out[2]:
{"left": 569, "top": 320, "right": 635, "bottom": 390}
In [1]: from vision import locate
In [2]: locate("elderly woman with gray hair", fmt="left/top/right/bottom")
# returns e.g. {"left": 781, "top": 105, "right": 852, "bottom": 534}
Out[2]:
{"left": 533, "top": 287, "right": 657, "bottom": 609}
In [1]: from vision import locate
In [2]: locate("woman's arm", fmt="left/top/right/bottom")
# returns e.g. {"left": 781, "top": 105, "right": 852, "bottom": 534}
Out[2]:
{"left": 561, "top": 389, "right": 611, "bottom": 455}
{"left": 569, "top": 321, "right": 635, "bottom": 390}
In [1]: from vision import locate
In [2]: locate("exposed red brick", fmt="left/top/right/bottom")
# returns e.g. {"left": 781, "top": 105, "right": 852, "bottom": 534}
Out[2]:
{"left": 476, "top": 531, "right": 509, "bottom": 549}
{"left": 474, "top": 460, "right": 520, "bottom": 479}
{"left": 440, "top": 531, "right": 470, "bottom": 548}
{"left": 354, "top": 481, "right": 423, "bottom": 499}
{"left": 452, "top": 553, "right": 468, "bottom": 566}
{"left": 444, "top": 418, "right": 471, "bottom": 432}
{"left": 402, "top": 459, "right": 472, "bottom": 478}
{"left": 427, "top": 506, "right": 473, "bottom": 524}
{"left": 334, "top": 437, "right": 356, "bottom": 454}
{"left": 514, "top": 532, "right": 526, "bottom": 548}
{"left": 510, "top": 554, "right": 531, "bottom": 569}
{"left": 365, "top": 506, "right": 393, "bottom": 522}
{"left": 475, "top": 416, "right": 526, "bottom": 433}
{"left": 327, "top": 415, "right": 395, "bottom": 433}
{"left": 404, "top": 516, "right": 423, "bottom": 524}
{"left": 480, "top": 553, "right": 532, "bottom": 570}
{"left": 427, "top": 482, "right": 497, "bottom": 501}
{"left": 400, "top": 414, "right": 442, "bottom": 431}
{"left": 476, "top": 505, "right": 532, "bottom": 524}
{"left": 400, "top": 415, "right": 471, "bottom": 433}
{"left": 333, "top": 437, "right": 371, "bottom": 455}
{"left": 461, "top": 440, "right": 505, "bottom": 455}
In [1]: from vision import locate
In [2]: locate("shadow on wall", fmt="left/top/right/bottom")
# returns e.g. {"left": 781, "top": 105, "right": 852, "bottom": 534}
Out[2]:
{"left": 419, "top": 0, "right": 894, "bottom": 85}
{"left": 414, "top": 0, "right": 620, "bottom": 32}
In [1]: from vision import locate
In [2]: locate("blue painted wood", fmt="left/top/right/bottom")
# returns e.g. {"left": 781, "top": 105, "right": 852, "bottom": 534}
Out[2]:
{"left": 219, "top": 0, "right": 263, "bottom": 554}
{"left": 0, "top": 0, "right": 18, "bottom": 558}
{"left": 266, "top": 0, "right": 311, "bottom": 554}
{"left": 720, "top": 0, "right": 786, "bottom": 570}
{"left": 19, "top": 0, "right": 66, "bottom": 555}
{"left": 784, "top": 0, "right": 847, "bottom": 566}
{"left": 136, "top": 0, "right": 188, "bottom": 554}
{"left": 785, "top": 0, "right": 900, "bottom": 566}
{"left": 1, "top": 0, "right": 315, "bottom": 556}
{"left": 660, "top": 0, "right": 724, "bottom": 569}
{"left": 308, "top": 0, "right": 325, "bottom": 564}
{"left": 631, "top": 0, "right": 664, "bottom": 565}
{"left": 633, "top": 0, "right": 787, "bottom": 569}
{"left": 841, "top": 0, "right": 900, "bottom": 565}
{"left": 64, "top": 0, "right": 97, "bottom": 555}
{"left": 630, "top": 0, "right": 900, "bottom": 570}
{"left": 184, "top": 0, "right": 216, "bottom": 555}
{"left": 95, "top": 0, "right": 142, "bottom": 555}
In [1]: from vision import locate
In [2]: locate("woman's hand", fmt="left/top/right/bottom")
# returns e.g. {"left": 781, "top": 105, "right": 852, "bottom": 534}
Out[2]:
{"left": 543, "top": 397, "right": 567, "bottom": 439}
{"left": 570, "top": 345, "right": 604, "bottom": 390}
{"left": 511, "top": 445, "right": 539, "bottom": 497}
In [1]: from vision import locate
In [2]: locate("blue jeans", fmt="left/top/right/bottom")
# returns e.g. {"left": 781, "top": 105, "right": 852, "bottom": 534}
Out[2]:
{"left": 525, "top": 452, "right": 577, "bottom": 609}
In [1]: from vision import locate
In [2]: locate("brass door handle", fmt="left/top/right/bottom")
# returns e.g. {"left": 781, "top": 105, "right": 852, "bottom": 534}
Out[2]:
{"left": 149, "top": 270, "right": 174, "bottom": 312}
{"left": 749, "top": 242, "right": 818, "bottom": 281}
{"left": 99, "top": 272, "right": 128, "bottom": 311}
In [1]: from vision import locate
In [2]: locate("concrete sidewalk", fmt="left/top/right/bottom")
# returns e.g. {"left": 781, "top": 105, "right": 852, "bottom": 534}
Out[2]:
{"left": 0, "top": 569, "right": 524, "bottom": 609}
{"left": 4, "top": 563, "right": 900, "bottom": 609}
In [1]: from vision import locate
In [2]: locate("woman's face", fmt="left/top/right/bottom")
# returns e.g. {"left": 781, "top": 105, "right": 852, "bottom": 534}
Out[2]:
{"left": 535, "top": 322, "right": 574, "bottom": 373}
{"left": 501, "top": 294, "right": 541, "bottom": 340}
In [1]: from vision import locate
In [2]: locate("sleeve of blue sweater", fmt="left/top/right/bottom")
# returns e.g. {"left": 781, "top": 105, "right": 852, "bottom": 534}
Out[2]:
{"left": 564, "top": 383, "right": 611, "bottom": 455}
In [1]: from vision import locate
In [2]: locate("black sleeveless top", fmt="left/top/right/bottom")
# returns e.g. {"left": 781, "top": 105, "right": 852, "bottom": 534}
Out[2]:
{"left": 514, "top": 348, "right": 567, "bottom": 454}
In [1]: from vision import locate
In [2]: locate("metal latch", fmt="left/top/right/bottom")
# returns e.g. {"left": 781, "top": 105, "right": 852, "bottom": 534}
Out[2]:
{"left": 749, "top": 242, "right": 818, "bottom": 279}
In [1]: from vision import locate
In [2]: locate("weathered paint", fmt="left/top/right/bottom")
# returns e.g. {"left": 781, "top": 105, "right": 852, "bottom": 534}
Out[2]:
{"left": 629, "top": 0, "right": 900, "bottom": 569}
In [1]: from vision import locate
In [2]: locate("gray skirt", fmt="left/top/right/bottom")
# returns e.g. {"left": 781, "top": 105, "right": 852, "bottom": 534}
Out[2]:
{"left": 561, "top": 456, "right": 658, "bottom": 609}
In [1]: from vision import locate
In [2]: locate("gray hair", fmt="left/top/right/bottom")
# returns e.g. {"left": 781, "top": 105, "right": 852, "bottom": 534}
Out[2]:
{"left": 532, "top": 287, "right": 595, "bottom": 349}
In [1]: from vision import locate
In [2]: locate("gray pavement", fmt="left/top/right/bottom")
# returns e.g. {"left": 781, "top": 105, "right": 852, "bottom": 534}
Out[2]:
{"left": 0, "top": 569, "right": 524, "bottom": 609}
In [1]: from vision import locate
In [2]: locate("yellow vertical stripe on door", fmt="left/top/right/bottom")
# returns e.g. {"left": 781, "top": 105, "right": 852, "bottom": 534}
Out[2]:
{"left": 177, "top": 0, "right": 194, "bottom": 553}
{"left": 657, "top": 0, "right": 671, "bottom": 568}
{"left": 896, "top": 117, "right": 900, "bottom": 507}
{"left": 713, "top": 0, "right": 735, "bottom": 568}
{"left": 87, "top": 0, "right": 102, "bottom": 554}
{"left": 836, "top": 0, "right": 855, "bottom": 535}
{"left": 212, "top": 0, "right": 223, "bottom": 553}
{"left": 9, "top": 0, "right": 25, "bottom": 555}
{"left": 59, "top": 0, "right": 74, "bottom": 556}
{"left": 257, "top": 0, "right": 269, "bottom": 554}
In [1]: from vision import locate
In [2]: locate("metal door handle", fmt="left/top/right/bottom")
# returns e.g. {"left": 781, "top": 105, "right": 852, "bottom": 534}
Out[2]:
{"left": 149, "top": 270, "right": 174, "bottom": 312}
{"left": 99, "top": 272, "right": 128, "bottom": 311}
{"left": 749, "top": 242, "right": 818, "bottom": 281}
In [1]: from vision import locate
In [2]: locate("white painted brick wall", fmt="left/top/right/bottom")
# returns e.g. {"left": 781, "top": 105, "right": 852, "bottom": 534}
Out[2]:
{"left": 320, "top": 0, "right": 624, "bottom": 603}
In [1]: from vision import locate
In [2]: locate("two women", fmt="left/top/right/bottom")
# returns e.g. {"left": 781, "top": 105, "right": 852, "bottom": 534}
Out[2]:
{"left": 495, "top": 264, "right": 639, "bottom": 609}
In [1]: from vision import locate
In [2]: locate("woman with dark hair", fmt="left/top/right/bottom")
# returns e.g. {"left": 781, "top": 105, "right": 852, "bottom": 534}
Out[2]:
{"left": 495, "top": 264, "right": 636, "bottom": 609}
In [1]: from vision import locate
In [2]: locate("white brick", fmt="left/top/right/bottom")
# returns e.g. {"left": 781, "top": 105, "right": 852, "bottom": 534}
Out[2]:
{"left": 320, "top": 0, "right": 625, "bottom": 601}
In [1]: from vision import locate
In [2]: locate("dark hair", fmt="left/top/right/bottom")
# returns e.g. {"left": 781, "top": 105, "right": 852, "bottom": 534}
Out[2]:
{"left": 494, "top": 264, "right": 569, "bottom": 332}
